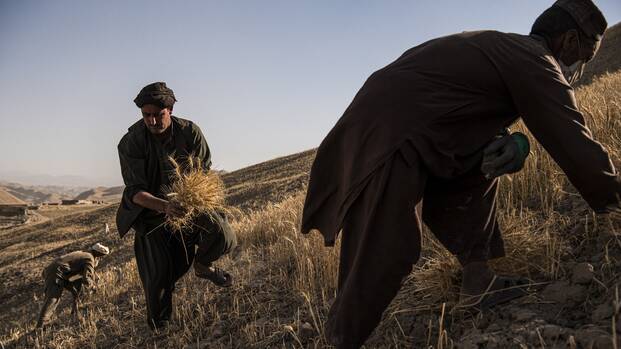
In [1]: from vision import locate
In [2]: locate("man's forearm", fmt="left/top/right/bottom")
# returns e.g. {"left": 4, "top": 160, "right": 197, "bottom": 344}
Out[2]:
{"left": 132, "top": 191, "right": 167, "bottom": 213}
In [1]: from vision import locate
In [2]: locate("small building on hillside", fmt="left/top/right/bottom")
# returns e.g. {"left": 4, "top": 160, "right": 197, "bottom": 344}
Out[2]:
{"left": 61, "top": 199, "right": 92, "bottom": 205}
{"left": 0, "top": 187, "right": 28, "bottom": 220}
{"left": 0, "top": 204, "right": 28, "bottom": 217}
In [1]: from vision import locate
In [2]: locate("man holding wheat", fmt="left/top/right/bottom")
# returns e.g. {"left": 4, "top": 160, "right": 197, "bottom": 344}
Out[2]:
{"left": 301, "top": 0, "right": 610, "bottom": 347}
{"left": 116, "top": 82, "right": 236, "bottom": 330}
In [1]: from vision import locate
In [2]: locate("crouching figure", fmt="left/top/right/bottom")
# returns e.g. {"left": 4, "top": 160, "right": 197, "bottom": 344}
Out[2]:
{"left": 116, "top": 82, "right": 237, "bottom": 331}
{"left": 36, "top": 243, "right": 110, "bottom": 328}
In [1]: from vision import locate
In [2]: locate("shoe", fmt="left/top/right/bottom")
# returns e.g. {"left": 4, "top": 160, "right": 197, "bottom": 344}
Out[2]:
{"left": 195, "top": 266, "right": 233, "bottom": 287}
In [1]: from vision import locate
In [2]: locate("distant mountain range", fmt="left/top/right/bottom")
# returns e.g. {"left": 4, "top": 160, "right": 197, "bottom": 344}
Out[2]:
{"left": 0, "top": 181, "right": 124, "bottom": 204}
{"left": 0, "top": 181, "right": 90, "bottom": 204}
{"left": 0, "top": 187, "right": 26, "bottom": 205}
{"left": 73, "top": 186, "right": 124, "bottom": 202}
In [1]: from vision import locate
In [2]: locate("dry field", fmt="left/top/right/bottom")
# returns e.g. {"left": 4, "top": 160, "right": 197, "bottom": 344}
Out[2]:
{"left": 36, "top": 205, "right": 110, "bottom": 221}
{"left": 2, "top": 75, "right": 621, "bottom": 347}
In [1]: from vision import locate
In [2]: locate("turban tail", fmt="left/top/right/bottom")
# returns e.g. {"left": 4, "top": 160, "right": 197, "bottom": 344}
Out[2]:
{"left": 134, "top": 82, "right": 177, "bottom": 108}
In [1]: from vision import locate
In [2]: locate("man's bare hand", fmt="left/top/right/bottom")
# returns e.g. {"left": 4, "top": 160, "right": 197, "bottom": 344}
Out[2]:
{"left": 164, "top": 201, "right": 186, "bottom": 218}
{"left": 133, "top": 191, "right": 187, "bottom": 218}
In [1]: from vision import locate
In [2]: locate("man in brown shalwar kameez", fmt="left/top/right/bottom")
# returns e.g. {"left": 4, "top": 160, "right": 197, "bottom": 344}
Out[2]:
{"left": 36, "top": 243, "right": 110, "bottom": 328}
{"left": 116, "top": 82, "right": 236, "bottom": 330}
{"left": 301, "top": 1, "right": 611, "bottom": 347}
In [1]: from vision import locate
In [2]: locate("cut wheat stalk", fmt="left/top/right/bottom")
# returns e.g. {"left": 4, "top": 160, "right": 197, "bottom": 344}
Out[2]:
{"left": 154, "top": 155, "right": 231, "bottom": 263}
{"left": 163, "top": 155, "right": 229, "bottom": 232}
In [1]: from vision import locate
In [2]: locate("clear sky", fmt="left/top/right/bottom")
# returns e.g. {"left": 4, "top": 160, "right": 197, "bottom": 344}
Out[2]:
{"left": 1, "top": 0, "right": 620, "bottom": 187}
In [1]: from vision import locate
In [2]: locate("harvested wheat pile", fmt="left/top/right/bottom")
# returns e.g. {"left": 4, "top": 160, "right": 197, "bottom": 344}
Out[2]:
{"left": 164, "top": 155, "right": 229, "bottom": 232}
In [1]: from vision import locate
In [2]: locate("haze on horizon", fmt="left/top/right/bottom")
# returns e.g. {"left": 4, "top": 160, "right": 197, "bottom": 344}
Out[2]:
{"left": 1, "top": 0, "right": 620, "bottom": 187}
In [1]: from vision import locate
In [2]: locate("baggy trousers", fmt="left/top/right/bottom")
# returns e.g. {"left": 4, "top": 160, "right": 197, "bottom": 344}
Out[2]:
{"left": 134, "top": 212, "right": 236, "bottom": 329}
{"left": 37, "top": 265, "right": 82, "bottom": 327}
{"left": 326, "top": 145, "right": 504, "bottom": 348}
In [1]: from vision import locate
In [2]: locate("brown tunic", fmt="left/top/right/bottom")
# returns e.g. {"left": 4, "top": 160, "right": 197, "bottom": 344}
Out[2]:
{"left": 302, "top": 30, "right": 621, "bottom": 246}
{"left": 301, "top": 30, "right": 621, "bottom": 348}
{"left": 115, "top": 116, "right": 211, "bottom": 237}
{"left": 115, "top": 116, "right": 236, "bottom": 329}
{"left": 37, "top": 251, "right": 96, "bottom": 327}
{"left": 42, "top": 251, "right": 96, "bottom": 287}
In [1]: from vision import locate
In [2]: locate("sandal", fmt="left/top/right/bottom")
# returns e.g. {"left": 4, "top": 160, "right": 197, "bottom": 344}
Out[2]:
{"left": 458, "top": 275, "right": 530, "bottom": 311}
{"left": 196, "top": 266, "right": 233, "bottom": 287}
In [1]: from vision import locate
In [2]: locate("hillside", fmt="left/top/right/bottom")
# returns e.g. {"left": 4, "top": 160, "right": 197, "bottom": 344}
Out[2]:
{"left": 222, "top": 149, "right": 316, "bottom": 211}
{"left": 64, "top": 150, "right": 315, "bottom": 207}
{"left": 1, "top": 32, "right": 621, "bottom": 348}
{"left": 73, "top": 186, "right": 124, "bottom": 202}
{"left": 1, "top": 71, "right": 620, "bottom": 348}
{"left": 0, "top": 188, "right": 25, "bottom": 205}
{"left": 579, "top": 22, "right": 621, "bottom": 85}
{"left": 0, "top": 182, "right": 88, "bottom": 204}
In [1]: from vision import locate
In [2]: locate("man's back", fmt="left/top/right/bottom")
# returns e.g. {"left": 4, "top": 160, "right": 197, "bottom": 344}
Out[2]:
{"left": 56, "top": 251, "right": 94, "bottom": 269}
{"left": 44, "top": 251, "right": 94, "bottom": 281}
{"left": 318, "top": 30, "right": 581, "bottom": 181}
{"left": 348, "top": 32, "right": 563, "bottom": 154}
{"left": 304, "top": 29, "right": 617, "bottom": 245}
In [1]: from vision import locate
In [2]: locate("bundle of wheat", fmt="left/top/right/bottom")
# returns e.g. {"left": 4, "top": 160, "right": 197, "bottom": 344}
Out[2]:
{"left": 164, "top": 155, "right": 228, "bottom": 232}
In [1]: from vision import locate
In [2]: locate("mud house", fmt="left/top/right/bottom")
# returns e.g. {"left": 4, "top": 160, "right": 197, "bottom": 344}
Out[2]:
{"left": 0, "top": 204, "right": 27, "bottom": 217}
{"left": 61, "top": 199, "right": 92, "bottom": 205}
{"left": 0, "top": 187, "right": 28, "bottom": 218}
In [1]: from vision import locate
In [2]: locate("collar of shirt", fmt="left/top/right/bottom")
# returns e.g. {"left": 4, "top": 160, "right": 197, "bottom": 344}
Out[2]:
{"left": 530, "top": 34, "right": 554, "bottom": 57}
{"left": 150, "top": 118, "right": 176, "bottom": 147}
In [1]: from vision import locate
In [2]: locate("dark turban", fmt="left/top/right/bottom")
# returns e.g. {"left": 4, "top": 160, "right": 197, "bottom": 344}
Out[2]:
{"left": 133, "top": 82, "right": 177, "bottom": 109}
{"left": 553, "top": 0, "right": 607, "bottom": 40}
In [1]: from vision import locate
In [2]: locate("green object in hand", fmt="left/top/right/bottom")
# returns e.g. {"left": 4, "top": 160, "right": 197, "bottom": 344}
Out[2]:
{"left": 511, "top": 132, "right": 530, "bottom": 162}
